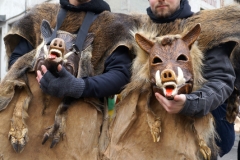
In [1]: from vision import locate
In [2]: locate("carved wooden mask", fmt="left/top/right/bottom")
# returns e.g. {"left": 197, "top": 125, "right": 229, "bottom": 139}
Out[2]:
{"left": 135, "top": 24, "right": 201, "bottom": 99}
{"left": 35, "top": 20, "right": 94, "bottom": 77}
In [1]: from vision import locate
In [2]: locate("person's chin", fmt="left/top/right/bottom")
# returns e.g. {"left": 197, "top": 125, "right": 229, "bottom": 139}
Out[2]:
{"left": 155, "top": 9, "right": 170, "bottom": 17}
{"left": 157, "top": 12, "right": 170, "bottom": 18}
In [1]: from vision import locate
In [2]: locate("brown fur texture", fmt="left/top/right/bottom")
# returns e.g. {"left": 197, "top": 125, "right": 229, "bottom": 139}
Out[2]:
{"left": 0, "top": 73, "right": 103, "bottom": 159}
{"left": 103, "top": 26, "right": 217, "bottom": 160}
{"left": 1, "top": 2, "right": 140, "bottom": 158}
{"left": 124, "top": 5, "right": 240, "bottom": 123}
{"left": 0, "top": 27, "right": 97, "bottom": 153}
{"left": 4, "top": 3, "right": 141, "bottom": 74}
{"left": 1, "top": 2, "right": 240, "bottom": 159}
{"left": 103, "top": 5, "right": 240, "bottom": 160}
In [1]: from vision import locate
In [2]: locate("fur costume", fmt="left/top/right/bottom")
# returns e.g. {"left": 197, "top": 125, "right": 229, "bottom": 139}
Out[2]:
{"left": 0, "top": 2, "right": 140, "bottom": 159}
{"left": 0, "top": 2, "right": 240, "bottom": 160}
{"left": 103, "top": 4, "right": 240, "bottom": 160}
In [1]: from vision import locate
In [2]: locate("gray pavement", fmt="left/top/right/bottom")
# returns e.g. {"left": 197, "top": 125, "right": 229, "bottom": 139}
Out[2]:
{"left": 218, "top": 133, "right": 238, "bottom": 160}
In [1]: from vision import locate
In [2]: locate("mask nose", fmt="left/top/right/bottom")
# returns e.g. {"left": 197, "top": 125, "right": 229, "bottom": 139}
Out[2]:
{"left": 49, "top": 38, "right": 66, "bottom": 54}
{"left": 161, "top": 69, "right": 176, "bottom": 83}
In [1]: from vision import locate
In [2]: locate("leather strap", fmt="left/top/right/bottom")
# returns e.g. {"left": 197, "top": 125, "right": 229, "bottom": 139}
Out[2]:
{"left": 47, "top": 8, "right": 98, "bottom": 59}
{"left": 47, "top": 8, "right": 67, "bottom": 45}
{"left": 73, "top": 11, "right": 98, "bottom": 56}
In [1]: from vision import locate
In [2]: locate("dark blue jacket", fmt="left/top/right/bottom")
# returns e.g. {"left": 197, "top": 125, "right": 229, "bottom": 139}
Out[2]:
{"left": 181, "top": 42, "right": 236, "bottom": 116}
{"left": 8, "top": 37, "right": 33, "bottom": 67}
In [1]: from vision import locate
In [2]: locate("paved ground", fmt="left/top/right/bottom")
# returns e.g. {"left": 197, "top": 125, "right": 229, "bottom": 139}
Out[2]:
{"left": 218, "top": 133, "right": 238, "bottom": 160}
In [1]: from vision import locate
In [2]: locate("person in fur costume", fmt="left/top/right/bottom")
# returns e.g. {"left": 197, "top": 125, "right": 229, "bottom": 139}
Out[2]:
{"left": 11, "top": 0, "right": 132, "bottom": 101}
{"left": 3, "top": 0, "right": 137, "bottom": 155}
{"left": 5, "top": 0, "right": 238, "bottom": 159}
{"left": 148, "top": 0, "right": 236, "bottom": 157}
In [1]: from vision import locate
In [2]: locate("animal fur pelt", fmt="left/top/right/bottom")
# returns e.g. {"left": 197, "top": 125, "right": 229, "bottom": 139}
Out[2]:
{"left": 1, "top": 2, "right": 240, "bottom": 159}
{"left": 102, "top": 4, "right": 240, "bottom": 160}
{"left": 4, "top": 2, "right": 141, "bottom": 74}
{"left": 1, "top": 2, "right": 141, "bottom": 159}
{"left": 102, "top": 25, "right": 216, "bottom": 160}
{"left": 4, "top": 4, "right": 240, "bottom": 109}
{"left": 0, "top": 74, "right": 105, "bottom": 159}
{"left": 133, "top": 4, "right": 240, "bottom": 123}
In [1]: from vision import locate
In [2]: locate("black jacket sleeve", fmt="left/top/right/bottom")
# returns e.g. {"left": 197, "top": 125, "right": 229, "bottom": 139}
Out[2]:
{"left": 180, "top": 42, "right": 236, "bottom": 117}
{"left": 81, "top": 46, "right": 132, "bottom": 98}
{"left": 8, "top": 37, "right": 34, "bottom": 68}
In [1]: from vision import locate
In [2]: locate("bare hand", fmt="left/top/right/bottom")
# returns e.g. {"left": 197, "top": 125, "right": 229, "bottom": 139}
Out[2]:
{"left": 155, "top": 93, "right": 186, "bottom": 114}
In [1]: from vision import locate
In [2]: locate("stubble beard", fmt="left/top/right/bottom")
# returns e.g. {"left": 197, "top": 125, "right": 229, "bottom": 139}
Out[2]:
{"left": 152, "top": 3, "right": 180, "bottom": 19}
{"left": 153, "top": 10, "right": 172, "bottom": 18}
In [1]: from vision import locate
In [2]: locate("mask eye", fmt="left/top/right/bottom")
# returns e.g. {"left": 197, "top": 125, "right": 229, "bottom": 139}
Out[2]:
{"left": 177, "top": 54, "right": 188, "bottom": 61}
{"left": 152, "top": 57, "right": 162, "bottom": 64}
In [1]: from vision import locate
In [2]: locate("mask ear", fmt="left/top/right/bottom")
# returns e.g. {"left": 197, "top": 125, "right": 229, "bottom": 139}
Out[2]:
{"left": 182, "top": 23, "right": 201, "bottom": 48}
{"left": 135, "top": 33, "right": 154, "bottom": 54}
{"left": 41, "top": 19, "right": 53, "bottom": 44}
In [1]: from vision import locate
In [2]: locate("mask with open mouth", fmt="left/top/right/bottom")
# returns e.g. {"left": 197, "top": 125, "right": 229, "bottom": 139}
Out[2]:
{"left": 34, "top": 20, "right": 94, "bottom": 77}
{"left": 134, "top": 24, "right": 201, "bottom": 100}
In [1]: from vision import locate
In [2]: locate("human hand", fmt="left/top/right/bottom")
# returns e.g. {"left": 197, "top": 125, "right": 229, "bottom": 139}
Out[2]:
{"left": 36, "top": 64, "right": 85, "bottom": 98}
{"left": 36, "top": 65, "right": 48, "bottom": 83}
{"left": 155, "top": 93, "right": 186, "bottom": 114}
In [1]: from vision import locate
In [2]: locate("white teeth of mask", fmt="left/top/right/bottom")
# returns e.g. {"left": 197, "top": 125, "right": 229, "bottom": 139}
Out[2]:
{"left": 44, "top": 45, "right": 48, "bottom": 58}
{"left": 155, "top": 70, "right": 162, "bottom": 87}
{"left": 176, "top": 67, "right": 185, "bottom": 85}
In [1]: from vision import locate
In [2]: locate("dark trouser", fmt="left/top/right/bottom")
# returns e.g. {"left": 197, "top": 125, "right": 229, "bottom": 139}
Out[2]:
{"left": 238, "top": 140, "right": 240, "bottom": 160}
{"left": 211, "top": 102, "right": 235, "bottom": 157}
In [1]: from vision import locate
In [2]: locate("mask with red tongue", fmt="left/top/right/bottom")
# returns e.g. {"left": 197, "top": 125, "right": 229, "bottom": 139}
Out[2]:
{"left": 166, "top": 86, "right": 174, "bottom": 98}
{"left": 134, "top": 24, "right": 201, "bottom": 100}
{"left": 34, "top": 19, "right": 94, "bottom": 77}
{"left": 152, "top": 67, "right": 193, "bottom": 100}
{"left": 48, "top": 53, "right": 58, "bottom": 59}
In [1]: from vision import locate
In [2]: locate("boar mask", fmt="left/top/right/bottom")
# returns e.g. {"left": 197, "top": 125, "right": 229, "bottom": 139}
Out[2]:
{"left": 35, "top": 19, "right": 94, "bottom": 77}
{"left": 135, "top": 24, "right": 201, "bottom": 100}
